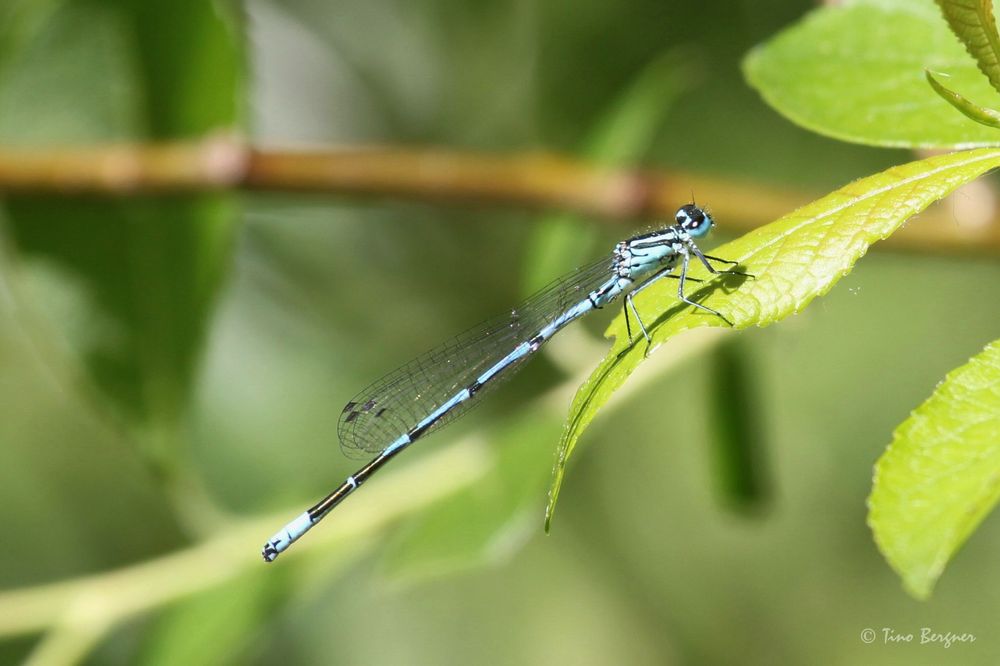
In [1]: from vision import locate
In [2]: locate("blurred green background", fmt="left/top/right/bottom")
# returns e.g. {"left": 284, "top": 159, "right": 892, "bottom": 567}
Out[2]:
{"left": 2, "top": 0, "right": 1000, "bottom": 664}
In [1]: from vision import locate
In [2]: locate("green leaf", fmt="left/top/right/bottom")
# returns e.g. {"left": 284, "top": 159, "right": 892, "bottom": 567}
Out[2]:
{"left": 0, "top": 1, "right": 241, "bottom": 436}
{"left": 124, "top": 0, "right": 244, "bottom": 137}
{"left": 868, "top": 339, "right": 1000, "bottom": 599}
{"left": 707, "top": 341, "right": 769, "bottom": 511}
{"left": 580, "top": 52, "right": 693, "bottom": 167}
{"left": 6, "top": 198, "right": 236, "bottom": 428}
{"left": 0, "top": 1, "right": 61, "bottom": 77}
{"left": 545, "top": 147, "right": 1000, "bottom": 529}
{"left": 0, "top": 1, "right": 141, "bottom": 143}
{"left": 926, "top": 69, "right": 1000, "bottom": 127}
{"left": 744, "top": 0, "right": 1000, "bottom": 148}
{"left": 935, "top": 0, "right": 1000, "bottom": 93}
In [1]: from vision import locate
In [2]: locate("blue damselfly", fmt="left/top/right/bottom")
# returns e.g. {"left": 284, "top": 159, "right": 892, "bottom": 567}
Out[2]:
{"left": 262, "top": 204, "right": 748, "bottom": 561}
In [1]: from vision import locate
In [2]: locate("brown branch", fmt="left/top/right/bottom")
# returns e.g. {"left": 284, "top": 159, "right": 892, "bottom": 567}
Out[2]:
{"left": 0, "top": 137, "right": 247, "bottom": 194}
{"left": 1, "top": 137, "right": 999, "bottom": 255}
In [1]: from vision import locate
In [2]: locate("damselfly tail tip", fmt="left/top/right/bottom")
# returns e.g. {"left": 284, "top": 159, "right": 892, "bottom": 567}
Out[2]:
{"left": 261, "top": 510, "right": 313, "bottom": 563}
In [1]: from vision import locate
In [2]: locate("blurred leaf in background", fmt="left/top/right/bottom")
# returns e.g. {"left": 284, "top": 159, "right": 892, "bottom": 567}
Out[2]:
{"left": 0, "top": 0, "right": 241, "bottom": 480}
{"left": 0, "top": 0, "right": 242, "bottom": 587}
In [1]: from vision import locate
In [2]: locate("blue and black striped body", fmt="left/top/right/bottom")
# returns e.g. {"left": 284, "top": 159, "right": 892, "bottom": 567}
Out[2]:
{"left": 262, "top": 204, "right": 734, "bottom": 561}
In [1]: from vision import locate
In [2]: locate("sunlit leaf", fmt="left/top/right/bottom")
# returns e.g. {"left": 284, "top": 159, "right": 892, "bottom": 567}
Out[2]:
{"left": 744, "top": 0, "right": 1000, "bottom": 148}
{"left": 546, "top": 147, "right": 1000, "bottom": 529}
{"left": 868, "top": 339, "right": 1000, "bottom": 599}
{"left": 926, "top": 69, "right": 1000, "bottom": 128}
{"left": 935, "top": 0, "right": 1000, "bottom": 93}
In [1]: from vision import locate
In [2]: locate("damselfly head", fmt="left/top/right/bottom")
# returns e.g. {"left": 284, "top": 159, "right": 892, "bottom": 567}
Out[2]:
{"left": 675, "top": 204, "right": 713, "bottom": 238}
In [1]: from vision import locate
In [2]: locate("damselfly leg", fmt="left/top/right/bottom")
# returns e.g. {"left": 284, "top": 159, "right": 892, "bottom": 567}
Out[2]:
{"left": 624, "top": 271, "right": 704, "bottom": 344}
{"left": 624, "top": 250, "right": 753, "bottom": 347}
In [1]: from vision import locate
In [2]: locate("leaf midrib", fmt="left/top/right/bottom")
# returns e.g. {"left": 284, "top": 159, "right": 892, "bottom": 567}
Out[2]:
{"left": 727, "top": 148, "right": 1000, "bottom": 267}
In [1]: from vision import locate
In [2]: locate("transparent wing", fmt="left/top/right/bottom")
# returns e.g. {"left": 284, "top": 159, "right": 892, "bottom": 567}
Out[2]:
{"left": 337, "top": 254, "right": 616, "bottom": 457}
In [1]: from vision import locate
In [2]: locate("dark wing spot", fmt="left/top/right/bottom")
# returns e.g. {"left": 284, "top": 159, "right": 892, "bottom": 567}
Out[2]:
{"left": 344, "top": 411, "right": 359, "bottom": 422}
{"left": 342, "top": 401, "right": 357, "bottom": 414}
